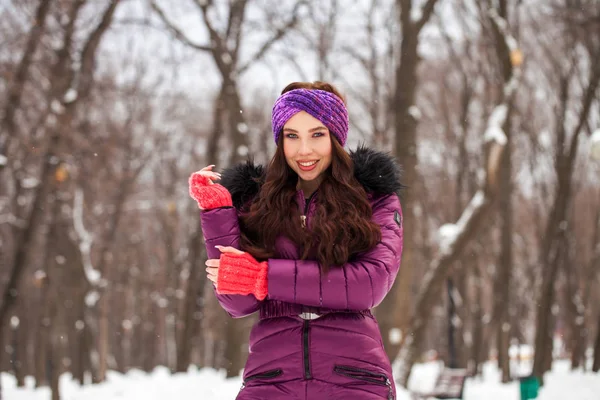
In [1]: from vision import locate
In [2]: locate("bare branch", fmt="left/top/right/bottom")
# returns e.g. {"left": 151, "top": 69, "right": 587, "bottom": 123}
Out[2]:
{"left": 150, "top": 1, "right": 212, "bottom": 52}
{"left": 77, "top": 0, "right": 122, "bottom": 102}
{"left": 193, "top": 0, "right": 226, "bottom": 54}
{"left": 415, "top": 0, "right": 441, "bottom": 32}
{"left": 0, "top": 0, "right": 53, "bottom": 160}
{"left": 238, "top": 1, "right": 306, "bottom": 74}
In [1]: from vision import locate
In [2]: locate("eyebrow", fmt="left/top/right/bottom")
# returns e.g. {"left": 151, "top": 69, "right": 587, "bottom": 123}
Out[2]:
{"left": 283, "top": 126, "right": 328, "bottom": 133}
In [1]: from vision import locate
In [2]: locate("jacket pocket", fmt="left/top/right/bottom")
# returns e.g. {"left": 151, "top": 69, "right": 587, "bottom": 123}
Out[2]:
{"left": 333, "top": 365, "right": 394, "bottom": 399}
{"left": 240, "top": 368, "right": 283, "bottom": 390}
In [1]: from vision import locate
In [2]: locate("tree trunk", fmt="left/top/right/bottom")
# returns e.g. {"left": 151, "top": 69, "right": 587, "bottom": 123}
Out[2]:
{"left": 489, "top": 0, "right": 513, "bottom": 383}
{"left": 566, "top": 242, "right": 586, "bottom": 370}
{"left": 378, "top": 11, "right": 420, "bottom": 363}
{"left": 532, "top": 52, "right": 600, "bottom": 381}
{"left": 176, "top": 228, "right": 207, "bottom": 372}
{"left": 0, "top": 132, "right": 60, "bottom": 379}
{"left": 592, "top": 313, "right": 600, "bottom": 372}
{"left": 378, "top": 0, "right": 441, "bottom": 362}
{"left": 494, "top": 113, "right": 513, "bottom": 383}
{"left": 470, "top": 261, "right": 484, "bottom": 376}
{"left": 13, "top": 308, "right": 26, "bottom": 386}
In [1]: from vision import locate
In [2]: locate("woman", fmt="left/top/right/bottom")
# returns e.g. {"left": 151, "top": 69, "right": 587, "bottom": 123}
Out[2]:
{"left": 189, "top": 81, "right": 403, "bottom": 399}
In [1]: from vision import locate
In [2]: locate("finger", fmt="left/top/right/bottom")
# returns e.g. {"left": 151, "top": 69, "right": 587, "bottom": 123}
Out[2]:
{"left": 207, "top": 273, "right": 217, "bottom": 284}
{"left": 205, "top": 259, "right": 219, "bottom": 267}
{"left": 215, "top": 246, "right": 244, "bottom": 255}
{"left": 205, "top": 266, "right": 218, "bottom": 274}
{"left": 200, "top": 165, "right": 215, "bottom": 171}
{"left": 206, "top": 266, "right": 218, "bottom": 277}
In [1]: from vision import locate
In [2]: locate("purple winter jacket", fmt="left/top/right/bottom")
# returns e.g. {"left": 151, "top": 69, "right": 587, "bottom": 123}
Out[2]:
{"left": 200, "top": 147, "right": 404, "bottom": 399}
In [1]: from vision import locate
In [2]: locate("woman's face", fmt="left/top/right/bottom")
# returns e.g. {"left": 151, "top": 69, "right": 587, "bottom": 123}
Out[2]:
{"left": 282, "top": 111, "right": 333, "bottom": 183}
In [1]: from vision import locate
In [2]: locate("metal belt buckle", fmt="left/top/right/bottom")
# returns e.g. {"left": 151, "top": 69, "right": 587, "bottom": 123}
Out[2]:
{"left": 298, "top": 312, "right": 321, "bottom": 320}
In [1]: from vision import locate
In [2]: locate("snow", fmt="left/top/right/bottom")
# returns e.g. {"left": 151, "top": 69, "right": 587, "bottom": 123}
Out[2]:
{"left": 21, "top": 177, "right": 39, "bottom": 189}
{"left": 590, "top": 129, "right": 600, "bottom": 160}
{"left": 237, "top": 122, "right": 248, "bottom": 134}
{"left": 63, "top": 88, "right": 78, "bottom": 103}
{"left": 84, "top": 290, "right": 100, "bottom": 307}
{"left": 50, "top": 99, "right": 65, "bottom": 114}
{"left": 73, "top": 188, "right": 102, "bottom": 286}
{"left": 438, "top": 223, "right": 459, "bottom": 254}
{"left": 388, "top": 327, "right": 402, "bottom": 344}
{"left": 408, "top": 105, "right": 422, "bottom": 120}
{"left": 4, "top": 360, "right": 599, "bottom": 400}
{"left": 484, "top": 104, "right": 508, "bottom": 145}
{"left": 411, "top": 6, "right": 423, "bottom": 23}
{"left": 237, "top": 145, "right": 249, "bottom": 157}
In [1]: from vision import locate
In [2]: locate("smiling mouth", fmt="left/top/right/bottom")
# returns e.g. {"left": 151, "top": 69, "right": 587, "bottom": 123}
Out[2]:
{"left": 297, "top": 160, "right": 319, "bottom": 171}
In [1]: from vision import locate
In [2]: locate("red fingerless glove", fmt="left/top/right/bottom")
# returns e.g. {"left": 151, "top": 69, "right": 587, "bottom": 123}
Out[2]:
{"left": 188, "top": 173, "right": 233, "bottom": 210}
{"left": 216, "top": 252, "right": 268, "bottom": 300}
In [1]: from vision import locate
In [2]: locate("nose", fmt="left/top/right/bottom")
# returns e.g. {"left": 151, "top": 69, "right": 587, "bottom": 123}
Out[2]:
{"left": 298, "top": 139, "right": 312, "bottom": 156}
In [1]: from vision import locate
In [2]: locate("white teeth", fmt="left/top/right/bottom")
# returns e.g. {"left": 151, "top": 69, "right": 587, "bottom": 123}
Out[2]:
{"left": 299, "top": 161, "right": 317, "bottom": 167}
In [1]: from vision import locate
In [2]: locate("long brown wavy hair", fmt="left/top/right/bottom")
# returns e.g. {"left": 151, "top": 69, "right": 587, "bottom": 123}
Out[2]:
{"left": 239, "top": 81, "right": 381, "bottom": 274}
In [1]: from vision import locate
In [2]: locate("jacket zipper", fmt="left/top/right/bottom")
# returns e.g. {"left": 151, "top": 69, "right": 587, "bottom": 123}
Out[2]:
{"left": 300, "top": 191, "right": 316, "bottom": 228}
{"left": 333, "top": 365, "right": 394, "bottom": 399}
{"left": 240, "top": 368, "right": 282, "bottom": 391}
{"left": 303, "top": 320, "right": 312, "bottom": 379}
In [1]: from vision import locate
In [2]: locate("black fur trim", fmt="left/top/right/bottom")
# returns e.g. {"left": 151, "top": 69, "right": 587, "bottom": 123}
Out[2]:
{"left": 219, "top": 146, "right": 403, "bottom": 209}
{"left": 349, "top": 145, "right": 404, "bottom": 197}
{"left": 219, "top": 159, "right": 265, "bottom": 210}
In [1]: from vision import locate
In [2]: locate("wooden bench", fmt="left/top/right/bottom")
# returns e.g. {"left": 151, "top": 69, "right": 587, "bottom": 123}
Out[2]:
{"left": 410, "top": 368, "right": 468, "bottom": 400}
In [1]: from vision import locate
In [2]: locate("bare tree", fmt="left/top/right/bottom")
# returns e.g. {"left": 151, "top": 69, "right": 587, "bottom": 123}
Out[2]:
{"left": 394, "top": 5, "right": 522, "bottom": 385}
{"left": 485, "top": 0, "right": 516, "bottom": 383}
{"left": 150, "top": 0, "right": 306, "bottom": 376}
{"left": 339, "top": 0, "right": 396, "bottom": 148}
{"left": 531, "top": 0, "right": 600, "bottom": 382}
{"left": 376, "top": 0, "right": 442, "bottom": 362}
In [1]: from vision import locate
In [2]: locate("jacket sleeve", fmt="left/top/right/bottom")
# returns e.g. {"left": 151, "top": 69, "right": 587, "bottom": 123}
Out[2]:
{"left": 266, "top": 194, "right": 403, "bottom": 310}
{"left": 200, "top": 207, "right": 262, "bottom": 318}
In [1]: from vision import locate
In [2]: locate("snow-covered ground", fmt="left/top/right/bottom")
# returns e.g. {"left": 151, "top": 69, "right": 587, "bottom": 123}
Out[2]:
{"left": 4, "top": 360, "right": 599, "bottom": 400}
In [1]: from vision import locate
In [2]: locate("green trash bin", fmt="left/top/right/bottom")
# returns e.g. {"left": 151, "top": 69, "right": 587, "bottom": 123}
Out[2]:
{"left": 519, "top": 375, "right": 540, "bottom": 400}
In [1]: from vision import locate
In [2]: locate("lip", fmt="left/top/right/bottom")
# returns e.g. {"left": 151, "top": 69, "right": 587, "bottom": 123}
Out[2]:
{"left": 297, "top": 160, "right": 319, "bottom": 171}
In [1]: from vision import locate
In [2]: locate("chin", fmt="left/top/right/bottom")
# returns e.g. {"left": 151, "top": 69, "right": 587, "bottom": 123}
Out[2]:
{"left": 299, "top": 172, "right": 321, "bottom": 181}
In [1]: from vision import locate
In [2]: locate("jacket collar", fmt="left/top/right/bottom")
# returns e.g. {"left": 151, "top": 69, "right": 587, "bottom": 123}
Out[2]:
{"left": 219, "top": 145, "right": 403, "bottom": 210}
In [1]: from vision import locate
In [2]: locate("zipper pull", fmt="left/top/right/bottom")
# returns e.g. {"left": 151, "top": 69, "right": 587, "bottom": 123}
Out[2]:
{"left": 301, "top": 215, "right": 306, "bottom": 228}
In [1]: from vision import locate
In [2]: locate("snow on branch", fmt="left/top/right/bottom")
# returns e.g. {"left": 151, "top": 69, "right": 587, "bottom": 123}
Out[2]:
{"left": 437, "top": 190, "right": 486, "bottom": 256}
{"left": 73, "top": 187, "right": 104, "bottom": 290}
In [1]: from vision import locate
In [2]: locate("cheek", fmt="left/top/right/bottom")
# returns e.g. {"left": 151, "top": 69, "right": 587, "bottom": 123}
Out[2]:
{"left": 283, "top": 141, "right": 292, "bottom": 157}
{"left": 283, "top": 142, "right": 296, "bottom": 165}
{"left": 320, "top": 141, "right": 332, "bottom": 157}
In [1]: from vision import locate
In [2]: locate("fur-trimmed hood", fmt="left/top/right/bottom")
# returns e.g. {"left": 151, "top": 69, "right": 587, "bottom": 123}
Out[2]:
{"left": 220, "top": 145, "right": 403, "bottom": 210}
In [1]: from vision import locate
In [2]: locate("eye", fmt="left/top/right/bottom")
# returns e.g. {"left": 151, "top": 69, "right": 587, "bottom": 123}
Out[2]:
{"left": 285, "top": 133, "right": 298, "bottom": 139}
{"left": 313, "top": 132, "right": 325, "bottom": 137}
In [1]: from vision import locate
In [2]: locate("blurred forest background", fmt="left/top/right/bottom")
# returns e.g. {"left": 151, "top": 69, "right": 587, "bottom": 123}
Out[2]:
{"left": 1, "top": 0, "right": 599, "bottom": 399}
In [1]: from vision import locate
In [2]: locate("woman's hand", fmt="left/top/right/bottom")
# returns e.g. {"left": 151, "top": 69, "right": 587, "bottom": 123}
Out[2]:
{"left": 205, "top": 246, "right": 245, "bottom": 288}
{"left": 206, "top": 246, "right": 268, "bottom": 300}
{"left": 192, "top": 165, "right": 221, "bottom": 186}
{"left": 189, "top": 165, "right": 232, "bottom": 210}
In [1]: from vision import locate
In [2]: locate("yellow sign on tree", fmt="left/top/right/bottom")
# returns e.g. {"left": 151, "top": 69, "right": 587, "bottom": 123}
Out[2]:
{"left": 55, "top": 164, "right": 69, "bottom": 182}
{"left": 510, "top": 49, "right": 523, "bottom": 67}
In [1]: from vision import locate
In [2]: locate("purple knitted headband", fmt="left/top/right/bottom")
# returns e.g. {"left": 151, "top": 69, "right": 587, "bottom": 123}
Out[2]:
{"left": 271, "top": 88, "right": 349, "bottom": 146}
